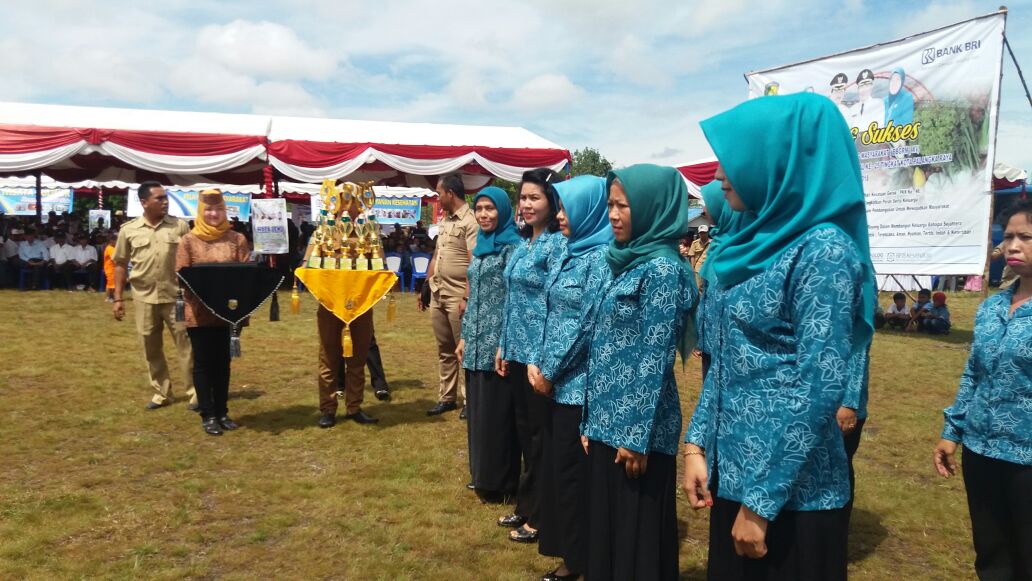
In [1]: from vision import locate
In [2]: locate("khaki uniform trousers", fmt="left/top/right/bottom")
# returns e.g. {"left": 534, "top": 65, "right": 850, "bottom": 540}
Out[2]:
{"left": 134, "top": 301, "right": 196, "bottom": 405}
{"left": 317, "top": 306, "right": 373, "bottom": 415}
{"left": 431, "top": 291, "right": 465, "bottom": 404}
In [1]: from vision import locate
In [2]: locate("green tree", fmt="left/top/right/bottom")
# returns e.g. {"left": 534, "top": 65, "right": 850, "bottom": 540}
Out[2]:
{"left": 571, "top": 147, "right": 613, "bottom": 177}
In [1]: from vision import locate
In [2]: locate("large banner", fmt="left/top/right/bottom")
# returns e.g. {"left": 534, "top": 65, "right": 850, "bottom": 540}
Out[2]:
{"left": 0, "top": 187, "right": 74, "bottom": 218}
{"left": 251, "top": 198, "right": 289, "bottom": 254}
{"left": 745, "top": 12, "right": 1006, "bottom": 275}
{"left": 127, "top": 189, "right": 252, "bottom": 221}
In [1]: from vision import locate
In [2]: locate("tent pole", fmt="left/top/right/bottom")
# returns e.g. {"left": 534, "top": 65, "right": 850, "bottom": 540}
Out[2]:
{"left": 34, "top": 170, "right": 42, "bottom": 224}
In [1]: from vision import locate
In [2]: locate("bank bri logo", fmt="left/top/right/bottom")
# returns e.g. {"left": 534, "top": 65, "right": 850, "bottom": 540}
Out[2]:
{"left": 921, "top": 40, "right": 982, "bottom": 65}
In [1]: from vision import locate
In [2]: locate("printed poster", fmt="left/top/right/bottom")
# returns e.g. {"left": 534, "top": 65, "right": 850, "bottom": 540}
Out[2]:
{"left": 745, "top": 12, "right": 1006, "bottom": 275}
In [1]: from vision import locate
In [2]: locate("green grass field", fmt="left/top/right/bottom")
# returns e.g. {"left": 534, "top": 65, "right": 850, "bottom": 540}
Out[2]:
{"left": 0, "top": 288, "right": 985, "bottom": 579}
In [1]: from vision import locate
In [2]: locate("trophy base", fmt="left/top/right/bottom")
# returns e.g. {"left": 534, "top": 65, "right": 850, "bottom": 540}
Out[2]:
{"left": 306, "top": 256, "right": 323, "bottom": 269}
{"left": 324, "top": 257, "right": 339, "bottom": 270}
{"left": 370, "top": 258, "right": 384, "bottom": 271}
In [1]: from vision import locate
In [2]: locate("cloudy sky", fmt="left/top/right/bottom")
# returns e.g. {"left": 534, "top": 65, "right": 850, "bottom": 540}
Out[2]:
{"left": 4, "top": 0, "right": 1031, "bottom": 171}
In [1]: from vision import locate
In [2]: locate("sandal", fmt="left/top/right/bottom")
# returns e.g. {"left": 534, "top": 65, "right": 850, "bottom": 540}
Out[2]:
{"left": 497, "top": 513, "right": 527, "bottom": 528}
{"left": 509, "top": 524, "right": 538, "bottom": 543}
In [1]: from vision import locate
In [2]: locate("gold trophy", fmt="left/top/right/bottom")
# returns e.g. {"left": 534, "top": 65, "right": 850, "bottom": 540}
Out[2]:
{"left": 354, "top": 217, "right": 370, "bottom": 270}
{"left": 339, "top": 216, "right": 355, "bottom": 270}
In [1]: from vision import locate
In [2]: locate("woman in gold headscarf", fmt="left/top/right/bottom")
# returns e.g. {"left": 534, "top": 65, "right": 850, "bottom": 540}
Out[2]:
{"left": 175, "top": 189, "right": 251, "bottom": 436}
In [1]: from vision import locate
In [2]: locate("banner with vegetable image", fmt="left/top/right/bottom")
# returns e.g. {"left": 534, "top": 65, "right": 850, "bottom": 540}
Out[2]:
{"left": 745, "top": 12, "right": 1006, "bottom": 275}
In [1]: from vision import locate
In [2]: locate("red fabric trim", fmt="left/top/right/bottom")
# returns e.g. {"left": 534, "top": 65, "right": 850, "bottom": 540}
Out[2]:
{"left": 677, "top": 160, "right": 719, "bottom": 186}
{"left": 0, "top": 123, "right": 265, "bottom": 156}
{"left": 268, "top": 140, "right": 570, "bottom": 169}
{"left": 0, "top": 125, "right": 84, "bottom": 153}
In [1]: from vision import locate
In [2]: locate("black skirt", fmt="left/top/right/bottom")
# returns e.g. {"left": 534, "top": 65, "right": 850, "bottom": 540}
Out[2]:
{"left": 584, "top": 441, "right": 679, "bottom": 581}
{"left": 511, "top": 362, "right": 553, "bottom": 526}
{"left": 465, "top": 369, "right": 520, "bottom": 495}
{"left": 707, "top": 460, "right": 849, "bottom": 581}
{"left": 537, "top": 403, "right": 588, "bottom": 573}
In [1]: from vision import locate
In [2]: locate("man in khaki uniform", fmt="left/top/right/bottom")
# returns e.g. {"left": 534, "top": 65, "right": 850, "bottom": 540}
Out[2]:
{"left": 420, "top": 174, "right": 478, "bottom": 417}
{"left": 687, "top": 224, "right": 711, "bottom": 285}
{"left": 112, "top": 181, "right": 196, "bottom": 410}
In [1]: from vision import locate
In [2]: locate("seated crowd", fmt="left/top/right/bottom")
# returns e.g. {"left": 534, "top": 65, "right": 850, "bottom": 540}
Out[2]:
{"left": 875, "top": 289, "right": 951, "bottom": 334}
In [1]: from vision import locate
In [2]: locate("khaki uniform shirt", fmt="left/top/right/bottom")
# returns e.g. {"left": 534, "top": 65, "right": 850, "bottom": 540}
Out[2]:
{"left": 687, "top": 238, "right": 710, "bottom": 274}
{"left": 429, "top": 203, "right": 478, "bottom": 297}
{"left": 113, "top": 215, "right": 190, "bottom": 304}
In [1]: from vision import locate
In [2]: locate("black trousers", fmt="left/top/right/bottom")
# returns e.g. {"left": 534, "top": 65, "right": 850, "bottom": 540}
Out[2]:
{"left": 187, "top": 326, "right": 231, "bottom": 419}
{"left": 511, "top": 362, "right": 552, "bottom": 527}
{"left": 584, "top": 442, "right": 679, "bottom": 580}
{"left": 21, "top": 260, "right": 47, "bottom": 289}
{"left": 465, "top": 369, "right": 520, "bottom": 495}
{"left": 538, "top": 403, "right": 588, "bottom": 573}
{"left": 707, "top": 452, "right": 849, "bottom": 581}
{"left": 339, "top": 331, "right": 388, "bottom": 392}
{"left": 844, "top": 417, "right": 866, "bottom": 524}
{"left": 962, "top": 448, "right": 1032, "bottom": 581}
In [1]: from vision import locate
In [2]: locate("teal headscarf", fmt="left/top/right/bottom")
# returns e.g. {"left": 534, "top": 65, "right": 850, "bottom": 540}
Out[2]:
{"left": 605, "top": 164, "right": 690, "bottom": 277}
{"left": 699, "top": 92, "right": 877, "bottom": 356}
{"left": 471, "top": 186, "right": 522, "bottom": 257}
{"left": 698, "top": 179, "right": 749, "bottom": 285}
{"left": 554, "top": 175, "right": 612, "bottom": 257}
{"left": 883, "top": 67, "right": 914, "bottom": 126}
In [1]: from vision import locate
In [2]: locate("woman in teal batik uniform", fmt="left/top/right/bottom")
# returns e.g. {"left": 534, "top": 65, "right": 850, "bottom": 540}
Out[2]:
{"left": 457, "top": 186, "right": 522, "bottom": 503}
{"left": 682, "top": 93, "right": 877, "bottom": 581}
{"left": 934, "top": 199, "right": 1032, "bottom": 580}
{"left": 527, "top": 175, "right": 613, "bottom": 581}
{"left": 578, "top": 164, "right": 699, "bottom": 580}
{"left": 495, "top": 168, "right": 567, "bottom": 543}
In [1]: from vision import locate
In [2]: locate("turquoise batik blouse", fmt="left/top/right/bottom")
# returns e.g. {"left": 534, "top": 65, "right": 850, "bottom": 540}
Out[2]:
{"left": 696, "top": 282, "right": 726, "bottom": 357}
{"left": 539, "top": 245, "right": 611, "bottom": 406}
{"left": 461, "top": 244, "right": 515, "bottom": 373}
{"left": 685, "top": 227, "right": 865, "bottom": 521}
{"left": 942, "top": 284, "right": 1032, "bottom": 466}
{"left": 580, "top": 256, "right": 698, "bottom": 456}
{"left": 499, "top": 231, "right": 567, "bottom": 366}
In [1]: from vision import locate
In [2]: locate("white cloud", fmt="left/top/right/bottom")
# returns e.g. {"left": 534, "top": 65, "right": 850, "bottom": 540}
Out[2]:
{"left": 195, "top": 20, "right": 338, "bottom": 81}
{"left": 510, "top": 74, "right": 585, "bottom": 111}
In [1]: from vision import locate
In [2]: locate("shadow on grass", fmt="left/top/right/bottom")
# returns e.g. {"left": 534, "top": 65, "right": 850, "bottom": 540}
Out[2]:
{"left": 380, "top": 378, "right": 426, "bottom": 392}
{"left": 236, "top": 405, "right": 321, "bottom": 434}
{"left": 876, "top": 327, "right": 973, "bottom": 346}
{"left": 229, "top": 388, "right": 265, "bottom": 401}
{"left": 363, "top": 398, "right": 450, "bottom": 427}
{"left": 680, "top": 565, "right": 707, "bottom": 580}
{"left": 849, "top": 508, "right": 889, "bottom": 563}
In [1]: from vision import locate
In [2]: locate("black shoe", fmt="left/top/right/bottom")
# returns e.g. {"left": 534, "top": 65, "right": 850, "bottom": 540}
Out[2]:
{"left": 542, "top": 567, "right": 579, "bottom": 581}
{"left": 459, "top": 407, "right": 467, "bottom": 420}
{"left": 202, "top": 417, "right": 223, "bottom": 436}
{"left": 218, "top": 416, "right": 239, "bottom": 430}
{"left": 318, "top": 414, "right": 336, "bottom": 428}
{"left": 343, "top": 410, "right": 379, "bottom": 425}
{"left": 497, "top": 513, "right": 527, "bottom": 528}
{"left": 187, "top": 402, "right": 199, "bottom": 412}
{"left": 426, "top": 401, "right": 457, "bottom": 416}
{"left": 145, "top": 401, "right": 167, "bottom": 410}
{"left": 374, "top": 386, "right": 391, "bottom": 401}
{"left": 509, "top": 524, "right": 539, "bottom": 543}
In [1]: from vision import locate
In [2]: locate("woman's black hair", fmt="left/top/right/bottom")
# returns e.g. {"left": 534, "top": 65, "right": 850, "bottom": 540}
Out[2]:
{"left": 1000, "top": 198, "right": 1032, "bottom": 228}
{"left": 517, "top": 168, "right": 563, "bottom": 238}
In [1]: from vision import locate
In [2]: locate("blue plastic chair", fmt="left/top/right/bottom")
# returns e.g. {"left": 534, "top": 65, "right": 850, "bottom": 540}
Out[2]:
{"left": 18, "top": 267, "right": 50, "bottom": 290}
{"left": 384, "top": 253, "right": 407, "bottom": 291}
{"left": 410, "top": 252, "right": 432, "bottom": 292}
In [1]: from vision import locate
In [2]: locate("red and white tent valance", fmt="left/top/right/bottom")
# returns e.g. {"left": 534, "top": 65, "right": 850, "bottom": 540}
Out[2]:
{"left": 676, "top": 157, "right": 719, "bottom": 198}
{"left": 0, "top": 102, "right": 269, "bottom": 184}
{"left": 267, "top": 116, "right": 570, "bottom": 183}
